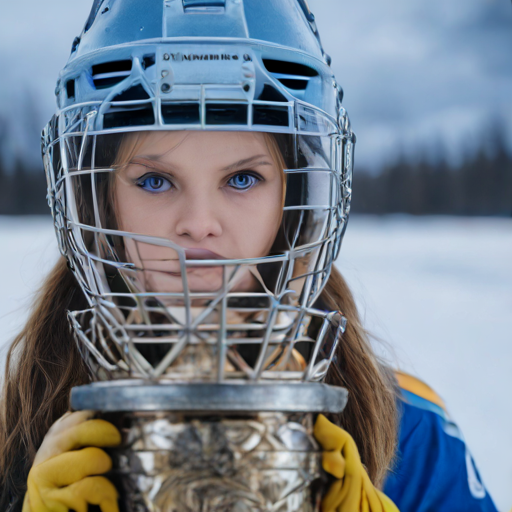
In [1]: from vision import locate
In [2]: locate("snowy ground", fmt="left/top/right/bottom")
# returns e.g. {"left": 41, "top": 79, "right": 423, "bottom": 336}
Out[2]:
{"left": 0, "top": 215, "right": 511, "bottom": 511}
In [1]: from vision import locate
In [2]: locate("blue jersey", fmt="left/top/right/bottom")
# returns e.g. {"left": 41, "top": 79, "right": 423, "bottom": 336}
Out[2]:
{"left": 384, "top": 374, "right": 498, "bottom": 512}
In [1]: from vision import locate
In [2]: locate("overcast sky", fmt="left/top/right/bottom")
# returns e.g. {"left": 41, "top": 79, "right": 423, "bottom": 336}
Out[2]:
{"left": 0, "top": 0, "right": 511, "bottom": 169}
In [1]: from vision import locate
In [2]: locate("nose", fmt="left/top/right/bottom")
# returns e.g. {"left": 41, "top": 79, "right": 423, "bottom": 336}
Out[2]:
{"left": 174, "top": 192, "right": 223, "bottom": 243}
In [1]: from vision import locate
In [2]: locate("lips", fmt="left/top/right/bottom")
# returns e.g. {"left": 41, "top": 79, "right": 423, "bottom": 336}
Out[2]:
{"left": 185, "top": 248, "right": 225, "bottom": 260}
{"left": 136, "top": 249, "right": 225, "bottom": 278}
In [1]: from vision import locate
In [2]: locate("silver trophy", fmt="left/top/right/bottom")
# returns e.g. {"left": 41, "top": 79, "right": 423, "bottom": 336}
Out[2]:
{"left": 71, "top": 350, "right": 348, "bottom": 511}
{"left": 42, "top": 0, "right": 355, "bottom": 510}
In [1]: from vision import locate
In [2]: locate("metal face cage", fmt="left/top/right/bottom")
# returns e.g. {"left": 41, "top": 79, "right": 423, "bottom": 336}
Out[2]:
{"left": 42, "top": 1, "right": 355, "bottom": 385}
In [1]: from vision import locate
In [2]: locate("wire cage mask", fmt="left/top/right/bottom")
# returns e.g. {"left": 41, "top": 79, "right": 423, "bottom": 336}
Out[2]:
{"left": 42, "top": 0, "right": 355, "bottom": 385}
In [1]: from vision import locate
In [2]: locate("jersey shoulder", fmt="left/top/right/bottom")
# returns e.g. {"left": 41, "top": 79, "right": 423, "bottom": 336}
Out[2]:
{"left": 385, "top": 372, "right": 498, "bottom": 512}
{"left": 395, "top": 370, "right": 448, "bottom": 419}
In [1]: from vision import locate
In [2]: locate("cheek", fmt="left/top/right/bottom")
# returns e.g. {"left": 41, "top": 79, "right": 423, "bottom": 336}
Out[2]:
{"left": 115, "top": 179, "right": 173, "bottom": 236}
{"left": 114, "top": 178, "right": 137, "bottom": 232}
{"left": 225, "top": 186, "right": 282, "bottom": 257}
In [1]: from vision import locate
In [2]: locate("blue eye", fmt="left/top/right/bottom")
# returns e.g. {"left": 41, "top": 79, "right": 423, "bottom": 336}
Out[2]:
{"left": 137, "top": 175, "right": 172, "bottom": 193}
{"left": 228, "top": 173, "right": 260, "bottom": 191}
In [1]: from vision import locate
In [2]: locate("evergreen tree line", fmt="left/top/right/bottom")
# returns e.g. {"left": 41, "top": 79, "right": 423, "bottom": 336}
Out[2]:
{"left": 0, "top": 158, "right": 49, "bottom": 215}
{"left": 352, "top": 124, "right": 512, "bottom": 216}
{"left": 0, "top": 116, "right": 510, "bottom": 216}
{"left": 0, "top": 107, "right": 48, "bottom": 215}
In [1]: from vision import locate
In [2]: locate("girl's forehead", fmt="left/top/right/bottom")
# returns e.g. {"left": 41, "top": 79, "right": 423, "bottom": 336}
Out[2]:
{"left": 136, "top": 131, "right": 270, "bottom": 159}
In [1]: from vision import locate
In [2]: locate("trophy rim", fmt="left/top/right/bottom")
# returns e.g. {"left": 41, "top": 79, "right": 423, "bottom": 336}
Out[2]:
{"left": 71, "top": 381, "right": 348, "bottom": 413}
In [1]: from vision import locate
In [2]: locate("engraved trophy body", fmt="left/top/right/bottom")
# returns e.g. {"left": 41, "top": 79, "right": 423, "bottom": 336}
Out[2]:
{"left": 72, "top": 380, "right": 347, "bottom": 511}
{"left": 42, "top": 0, "right": 355, "bottom": 510}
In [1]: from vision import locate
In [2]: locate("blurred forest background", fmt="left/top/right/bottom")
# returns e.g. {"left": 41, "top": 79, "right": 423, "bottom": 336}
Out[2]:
{"left": 1, "top": 110, "right": 510, "bottom": 216}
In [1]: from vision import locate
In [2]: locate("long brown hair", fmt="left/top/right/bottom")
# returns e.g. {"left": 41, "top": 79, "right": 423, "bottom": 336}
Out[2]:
{"left": 323, "top": 267, "right": 398, "bottom": 485}
{"left": 0, "top": 259, "right": 91, "bottom": 510}
{"left": 0, "top": 134, "right": 398, "bottom": 508}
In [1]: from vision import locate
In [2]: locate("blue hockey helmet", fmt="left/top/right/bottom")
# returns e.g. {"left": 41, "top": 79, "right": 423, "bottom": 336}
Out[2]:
{"left": 42, "top": 0, "right": 354, "bottom": 383}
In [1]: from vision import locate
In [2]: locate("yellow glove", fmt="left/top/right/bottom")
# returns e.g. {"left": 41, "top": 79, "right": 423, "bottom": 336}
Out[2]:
{"left": 314, "top": 414, "right": 399, "bottom": 512}
{"left": 23, "top": 410, "right": 122, "bottom": 512}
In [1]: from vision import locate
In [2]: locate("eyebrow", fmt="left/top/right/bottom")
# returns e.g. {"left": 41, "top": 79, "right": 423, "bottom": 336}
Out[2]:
{"left": 221, "top": 155, "right": 273, "bottom": 172}
{"left": 129, "top": 156, "right": 178, "bottom": 173}
{"left": 130, "top": 154, "right": 273, "bottom": 174}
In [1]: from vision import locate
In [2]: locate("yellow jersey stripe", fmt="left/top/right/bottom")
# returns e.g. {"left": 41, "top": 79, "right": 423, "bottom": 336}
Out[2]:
{"left": 395, "top": 371, "right": 446, "bottom": 411}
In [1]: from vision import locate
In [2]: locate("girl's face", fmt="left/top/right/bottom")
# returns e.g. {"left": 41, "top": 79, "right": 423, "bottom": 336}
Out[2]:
{"left": 114, "top": 131, "right": 283, "bottom": 293}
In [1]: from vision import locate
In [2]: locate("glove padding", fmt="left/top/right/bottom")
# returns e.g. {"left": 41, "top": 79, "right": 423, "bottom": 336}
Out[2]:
{"left": 314, "top": 414, "right": 399, "bottom": 512}
{"left": 23, "top": 410, "right": 122, "bottom": 512}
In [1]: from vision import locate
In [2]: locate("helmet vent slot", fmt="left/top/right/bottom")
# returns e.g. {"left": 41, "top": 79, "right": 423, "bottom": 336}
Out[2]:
{"left": 263, "top": 60, "right": 318, "bottom": 78}
{"left": 162, "top": 103, "right": 200, "bottom": 125}
{"left": 253, "top": 105, "right": 289, "bottom": 127}
{"left": 142, "top": 55, "right": 156, "bottom": 69}
{"left": 206, "top": 104, "right": 247, "bottom": 125}
{"left": 182, "top": 0, "right": 226, "bottom": 13}
{"left": 262, "top": 59, "right": 318, "bottom": 91}
{"left": 276, "top": 78, "right": 309, "bottom": 91}
{"left": 66, "top": 79, "right": 75, "bottom": 99}
{"left": 103, "top": 105, "right": 155, "bottom": 129}
{"left": 92, "top": 60, "right": 132, "bottom": 89}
